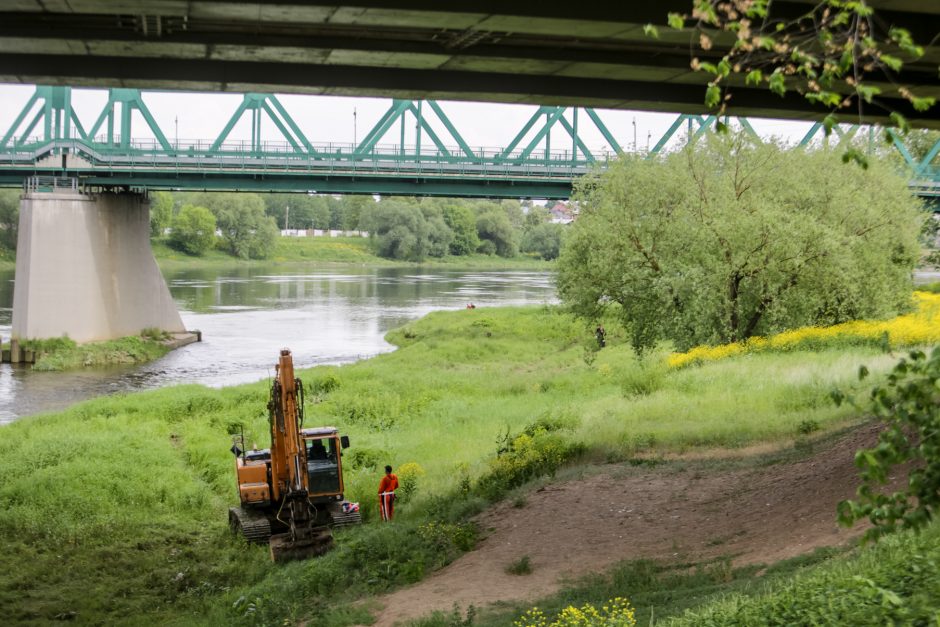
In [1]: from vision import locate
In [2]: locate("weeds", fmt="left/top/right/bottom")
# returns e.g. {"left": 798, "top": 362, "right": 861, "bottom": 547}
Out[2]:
{"left": 506, "top": 556, "right": 533, "bottom": 576}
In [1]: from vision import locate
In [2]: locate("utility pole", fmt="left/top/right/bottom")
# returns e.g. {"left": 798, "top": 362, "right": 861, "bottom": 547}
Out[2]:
{"left": 632, "top": 117, "right": 637, "bottom": 153}
{"left": 353, "top": 108, "right": 357, "bottom": 147}
{"left": 174, "top": 115, "right": 178, "bottom": 148}
{"left": 285, "top": 204, "right": 290, "bottom": 231}
{"left": 647, "top": 130, "right": 651, "bottom": 154}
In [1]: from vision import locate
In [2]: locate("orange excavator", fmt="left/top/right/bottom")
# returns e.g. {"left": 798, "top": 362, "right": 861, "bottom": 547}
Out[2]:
{"left": 228, "top": 349, "right": 361, "bottom": 562}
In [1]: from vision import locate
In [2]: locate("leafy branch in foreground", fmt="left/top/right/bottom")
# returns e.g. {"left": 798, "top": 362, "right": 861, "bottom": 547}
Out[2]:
{"left": 835, "top": 346, "right": 940, "bottom": 541}
{"left": 652, "top": 1, "right": 935, "bottom": 136}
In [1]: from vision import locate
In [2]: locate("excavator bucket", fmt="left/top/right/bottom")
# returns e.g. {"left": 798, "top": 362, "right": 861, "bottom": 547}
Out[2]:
{"left": 269, "top": 527, "right": 334, "bottom": 563}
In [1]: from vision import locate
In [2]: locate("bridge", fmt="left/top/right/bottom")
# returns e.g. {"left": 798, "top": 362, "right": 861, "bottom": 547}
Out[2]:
{"left": 2, "top": 86, "right": 938, "bottom": 199}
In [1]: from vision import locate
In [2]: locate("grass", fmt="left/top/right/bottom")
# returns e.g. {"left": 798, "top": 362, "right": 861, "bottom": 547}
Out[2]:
{"left": 0, "top": 305, "right": 920, "bottom": 625}
{"left": 151, "top": 236, "right": 553, "bottom": 270}
{"left": 23, "top": 334, "right": 170, "bottom": 371}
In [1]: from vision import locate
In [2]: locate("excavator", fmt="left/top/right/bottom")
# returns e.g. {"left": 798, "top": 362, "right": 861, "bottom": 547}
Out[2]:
{"left": 228, "top": 349, "right": 361, "bottom": 562}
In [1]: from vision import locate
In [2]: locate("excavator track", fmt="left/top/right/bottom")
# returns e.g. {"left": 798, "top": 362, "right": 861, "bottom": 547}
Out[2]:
{"left": 229, "top": 507, "right": 271, "bottom": 544}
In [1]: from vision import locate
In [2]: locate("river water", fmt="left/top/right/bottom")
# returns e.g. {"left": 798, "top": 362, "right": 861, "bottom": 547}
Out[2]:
{"left": 0, "top": 265, "right": 556, "bottom": 423}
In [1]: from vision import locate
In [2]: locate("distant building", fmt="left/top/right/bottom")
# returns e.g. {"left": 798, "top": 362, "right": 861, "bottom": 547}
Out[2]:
{"left": 549, "top": 201, "right": 578, "bottom": 224}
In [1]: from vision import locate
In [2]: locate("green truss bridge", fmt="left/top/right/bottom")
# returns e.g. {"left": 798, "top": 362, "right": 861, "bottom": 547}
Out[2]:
{"left": 1, "top": 86, "right": 938, "bottom": 200}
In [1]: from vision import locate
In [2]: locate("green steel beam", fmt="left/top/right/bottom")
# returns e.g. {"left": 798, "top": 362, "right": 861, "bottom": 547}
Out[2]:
{"left": 584, "top": 108, "right": 623, "bottom": 156}
{"left": 427, "top": 100, "right": 476, "bottom": 158}
{"left": 498, "top": 106, "right": 553, "bottom": 159}
{"left": 518, "top": 107, "right": 566, "bottom": 161}
{"left": 355, "top": 100, "right": 411, "bottom": 155}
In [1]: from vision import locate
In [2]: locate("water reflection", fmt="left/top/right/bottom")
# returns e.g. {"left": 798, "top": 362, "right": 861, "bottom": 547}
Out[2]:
{"left": 0, "top": 265, "right": 556, "bottom": 423}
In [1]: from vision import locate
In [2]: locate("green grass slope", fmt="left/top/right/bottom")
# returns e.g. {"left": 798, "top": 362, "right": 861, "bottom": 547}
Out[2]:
{"left": 0, "top": 306, "right": 908, "bottom": 625}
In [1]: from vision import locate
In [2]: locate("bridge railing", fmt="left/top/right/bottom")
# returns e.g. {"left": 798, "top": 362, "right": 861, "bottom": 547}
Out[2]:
{"left": 0, "top": 133, "right": 616, "bottom": 167}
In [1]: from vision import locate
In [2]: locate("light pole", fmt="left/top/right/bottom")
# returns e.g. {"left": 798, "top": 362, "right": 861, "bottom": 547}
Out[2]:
{"left": 285, "top": 204, "right": 290, "bottom": 231}
{"left": 353, "top": 108, "right": 357, "bottom": 147}
{"left": 632, "top": 117, "right": 637, "bottom": 153}
{"left": 174, "top": 115, "right": 178, "bottom": 148}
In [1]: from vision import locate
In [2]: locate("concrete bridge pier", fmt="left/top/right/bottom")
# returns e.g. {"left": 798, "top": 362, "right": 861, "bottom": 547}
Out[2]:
{"left": 11, "top": 187, "right": 185, "bottom": 348}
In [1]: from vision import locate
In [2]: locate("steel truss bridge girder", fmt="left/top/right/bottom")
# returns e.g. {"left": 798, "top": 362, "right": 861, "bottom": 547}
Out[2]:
{"left": 0, "top": 86, "right": 938, "bottom": 199}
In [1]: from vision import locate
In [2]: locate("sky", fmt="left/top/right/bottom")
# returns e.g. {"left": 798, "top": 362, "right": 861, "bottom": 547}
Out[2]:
{"left": 0, "top": 83, "right": 818, "bottom": 156}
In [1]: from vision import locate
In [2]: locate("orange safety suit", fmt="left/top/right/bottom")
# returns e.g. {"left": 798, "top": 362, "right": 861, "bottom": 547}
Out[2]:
{"left": 378, "top": 473, "right": 399, "bottom": 521}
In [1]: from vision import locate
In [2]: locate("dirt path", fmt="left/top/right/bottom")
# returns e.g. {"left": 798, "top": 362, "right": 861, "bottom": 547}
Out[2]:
{"left": 369, "top": 424, "right": 895, "bottom": 626}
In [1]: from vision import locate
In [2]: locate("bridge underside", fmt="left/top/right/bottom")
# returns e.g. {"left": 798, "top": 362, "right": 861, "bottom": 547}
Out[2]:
{"left": 1, "top": 1, "right": 938, "bottom": 127}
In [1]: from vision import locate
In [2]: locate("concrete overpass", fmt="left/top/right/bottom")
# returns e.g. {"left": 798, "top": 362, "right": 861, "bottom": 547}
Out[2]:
{"left": 1, "top": 1, "right": 938, "bottom": 127}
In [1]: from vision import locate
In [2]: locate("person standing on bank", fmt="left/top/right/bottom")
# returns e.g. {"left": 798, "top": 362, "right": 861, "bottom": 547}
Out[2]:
{"left": 378, "top": 465, "right": 399, "bottom": 521}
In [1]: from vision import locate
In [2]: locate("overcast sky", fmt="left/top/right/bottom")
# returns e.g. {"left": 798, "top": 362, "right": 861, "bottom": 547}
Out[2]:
{"left": 0, "top": 83, "right": 816, "bottom": 155}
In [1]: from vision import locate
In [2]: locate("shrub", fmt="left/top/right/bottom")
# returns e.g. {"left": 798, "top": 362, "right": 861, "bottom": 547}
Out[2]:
{"left": 668, "top": 291, "right": 940, "bottom": 369}
{"left": 515, "top": 597, "right": 637, "bottom": 627}
{"left": 396, "top": 462, "right": 426, "bottom": 504}
{"left": 506, "top": 555, "right": 533, "bottom": 575}
{"left": 169, "top": 204, "right": 216, "bottom": 256}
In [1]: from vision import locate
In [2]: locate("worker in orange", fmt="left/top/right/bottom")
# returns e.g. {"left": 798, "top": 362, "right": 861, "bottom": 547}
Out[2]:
{"left": 378, "top": 464, "right": 399, "bottom": 521}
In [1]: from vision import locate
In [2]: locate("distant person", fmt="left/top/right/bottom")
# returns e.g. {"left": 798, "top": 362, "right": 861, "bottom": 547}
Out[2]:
{"left": 595, "top": 324, "right": 606, "bottom": 348}
{"left": 378, "top": 465, "right": 399, "bottom": 521}
{"left": 308, "top": 440, "right": 327, "bottom": 460}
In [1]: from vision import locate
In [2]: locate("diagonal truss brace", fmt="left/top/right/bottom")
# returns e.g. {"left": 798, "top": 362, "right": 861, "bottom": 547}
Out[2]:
{"left": 498, "top": 106, "right": 623, "bottom": 162}
{"left": 0, "top": 86, "right": 88, "bottom": 149}
{"left": 209, "top": 93, "right": 315, "bottom": 156}
{"left": 354, "top": 99, "right": 475, "bottom": 159}
{"left": 87, "top": 88, "right": 172, "bottom": 152}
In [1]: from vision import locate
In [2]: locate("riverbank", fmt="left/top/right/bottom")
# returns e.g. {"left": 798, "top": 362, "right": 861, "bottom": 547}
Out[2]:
{"left": 1, "top": 303, "right": 927, "bottom": 625}
{"left": 6, "top": 331, "right": 200, "bottom": 370}
{"left": 153, "top": 236, "right": 555, "bottom": 271}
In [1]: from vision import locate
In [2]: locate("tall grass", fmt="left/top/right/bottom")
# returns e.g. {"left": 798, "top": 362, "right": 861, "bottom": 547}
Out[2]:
{"left": 0, "top": 305, "right": 909, "bottom": 624}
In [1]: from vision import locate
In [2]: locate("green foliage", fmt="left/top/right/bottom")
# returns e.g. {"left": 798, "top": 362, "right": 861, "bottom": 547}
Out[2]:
{"left": 836, "top": 347, "right": 940, "bottom": 541}
{"left": 364, "top": 200, "right": 432, "bottom": 261}
{"left": 520, "top": 222, "right": 565, "bottom": 260}
{"left": 663, "top": 2, "right": 935, "bottom": 126}
{"left": 169, "top": 204, "right": 217, "bottom": 256}
{"left": 0, "top": 188, "right": 19, "bottom": 251}
{"left": 149, "top": 191, "right": 174, "bottom": 238}
{"left": 664, "top": 521, "right": 940, "bottom": 626}
{"left": 442, "top": 204, "right": 480, "bottom": 255}
{"left": 558, "top": 134, "right": 924, "bottom": 352}
{"left": 475, "top": 418, "right": 583, "bottom": 501}
{"left": 30, "top": 335, "right": 170, "bottom": 371}
{"left": 476, "top": 210, "right": 517, "bottom": 258}
{"left": 199, "top": 193, "right": 278, "bottom": 260}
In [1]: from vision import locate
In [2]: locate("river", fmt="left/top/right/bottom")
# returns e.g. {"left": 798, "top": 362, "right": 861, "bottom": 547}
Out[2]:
{"left": 0, "top": 265, "right": 557, "bottom": 423}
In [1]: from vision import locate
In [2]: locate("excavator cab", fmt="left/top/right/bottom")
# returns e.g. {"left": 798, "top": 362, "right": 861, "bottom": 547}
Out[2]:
{"left": 302, "top": 428, "right": 350, "bottom": 497}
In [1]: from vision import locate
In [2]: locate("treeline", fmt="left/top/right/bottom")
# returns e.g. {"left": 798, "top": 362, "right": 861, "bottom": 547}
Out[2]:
{"left": 151, "top": 191, "right": 567, "bottom": 262}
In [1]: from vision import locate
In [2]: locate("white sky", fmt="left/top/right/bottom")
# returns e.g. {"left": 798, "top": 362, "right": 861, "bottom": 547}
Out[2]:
{"left": 0, "top": 83, "right": 817, "bottom": 155}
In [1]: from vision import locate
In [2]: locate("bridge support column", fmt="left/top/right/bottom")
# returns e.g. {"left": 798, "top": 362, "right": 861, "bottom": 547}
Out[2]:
{"left": 11, "top": 190, "right": 185, "bottom": 343}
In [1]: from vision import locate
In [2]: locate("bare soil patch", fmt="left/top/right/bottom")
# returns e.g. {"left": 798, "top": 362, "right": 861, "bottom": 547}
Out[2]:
{"left": 370, "top": 424, "right": 897, "bottom": 626}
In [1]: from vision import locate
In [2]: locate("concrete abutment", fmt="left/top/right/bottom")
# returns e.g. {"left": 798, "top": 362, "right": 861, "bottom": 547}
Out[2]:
{"left": 9, "top": 190, "right": 186, "bottom": 354}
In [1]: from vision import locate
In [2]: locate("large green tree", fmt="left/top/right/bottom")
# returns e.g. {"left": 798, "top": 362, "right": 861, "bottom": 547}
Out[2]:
{"left": 192, "top": 192, "right": 278, "bottom": 259}
{"left": 558, "top": 134, "right": 924, "bottom": 352}
{"left": 366, "top": 201, "right": 430, "bottom": 261}
{"left": 442, "top": 204, "right": 480, "bottom": 255}
{"left": 0, "top": 189, "right": 19, "bottom": 251}
{"left": 169, "top": 204, "right": 216, "bottom": 256}
{"left": 149, "top": 191, "right": 174, "bottom": 238}
{"left": 521, "top": 222, "right": 564, "bottom": 261}
{"left": 476, "top": 210, "right": 517, "bottom": 258}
